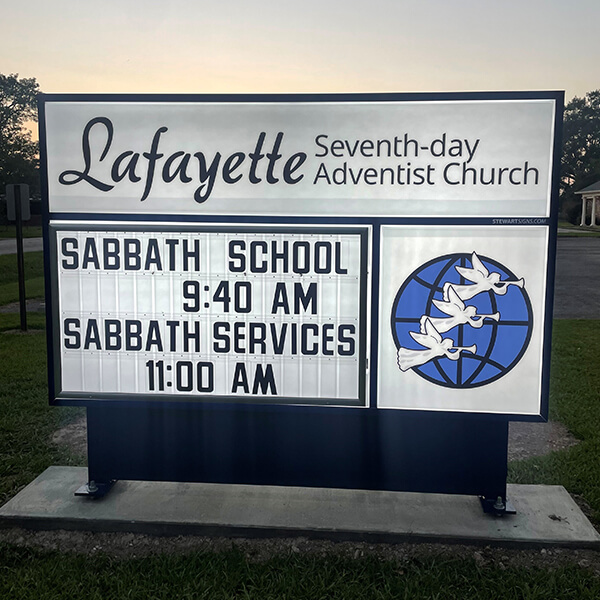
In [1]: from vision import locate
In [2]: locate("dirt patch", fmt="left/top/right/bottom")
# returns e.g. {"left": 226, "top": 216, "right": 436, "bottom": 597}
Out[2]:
{"left": 508, "top": 421, "right": 579, "bottom": 462}
{"left": 51, "top": 414, "right": 88, "bottom": 462}
{"left": 0, "top": 528, "right": 599, "bottom": 573}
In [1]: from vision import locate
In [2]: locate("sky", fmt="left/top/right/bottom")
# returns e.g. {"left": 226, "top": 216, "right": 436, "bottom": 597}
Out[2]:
{"left": 3, "top": 0, "right": 599, "bottom": 102}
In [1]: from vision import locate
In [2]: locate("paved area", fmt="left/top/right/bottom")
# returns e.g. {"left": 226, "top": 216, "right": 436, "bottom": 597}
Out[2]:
{"left": 0, "top": 237, "right": 43, "bottom": 255}
{"left": 554, "top": 237, "right": 600, "bottom": 319}
{"left": 1, "top": 467, "right": 599, "bottom": 547}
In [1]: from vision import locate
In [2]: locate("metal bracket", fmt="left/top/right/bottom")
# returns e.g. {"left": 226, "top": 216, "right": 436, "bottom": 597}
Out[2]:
{"left": 74, "top": 479, "right": 117, "bottom": 498}
{"left": 479, "top": 495, "right": 516, "bottom": 516}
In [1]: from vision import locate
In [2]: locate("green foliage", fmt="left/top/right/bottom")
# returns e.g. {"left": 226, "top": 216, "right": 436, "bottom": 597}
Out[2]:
{"left": 0, "top": 73, "right": 40, "bottom": 196}
{"left": 561, "top": 90, "right": 600, "bottom": 222}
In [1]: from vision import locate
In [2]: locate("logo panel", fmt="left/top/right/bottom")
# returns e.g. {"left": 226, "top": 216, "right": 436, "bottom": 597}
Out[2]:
{"left": 390, "top": 252, "right": 533, "bottom": 389}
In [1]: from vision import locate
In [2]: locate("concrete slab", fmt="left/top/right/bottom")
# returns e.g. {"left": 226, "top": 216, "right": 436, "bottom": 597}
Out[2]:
{"left": 1, "top": 467, "right": 599, "bottom": 547}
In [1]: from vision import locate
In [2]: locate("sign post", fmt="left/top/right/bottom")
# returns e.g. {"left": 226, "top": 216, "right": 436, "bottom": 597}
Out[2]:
{"left": 38, "top": 92, "right": 563, "bottom": 509}
{"left": 6, "top": 184, "right": 30, "bottom": 331}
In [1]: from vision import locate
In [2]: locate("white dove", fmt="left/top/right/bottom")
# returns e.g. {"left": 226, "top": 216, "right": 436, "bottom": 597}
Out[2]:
{"left": 397, "top": 317, "right": 477, "bottom": 372}
{"left": 420, "top": 285, "right": 500, "bottom": 334}
{"left": 443, "top": 252, "right": 524, "bottom": 301}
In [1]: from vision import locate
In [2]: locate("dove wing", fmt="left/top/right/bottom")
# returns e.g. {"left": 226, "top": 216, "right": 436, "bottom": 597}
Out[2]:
{"left": 423, "top": 317, "right": 443, "bottom": 343}
{"left": 447, "top": 285, "right": 465, "bottom": 309}
{"left": 432, "top": 297, "right": 461, "bottom": 317}
{"left": 455, "top": 266, "right": 482, "bottom": 284}
{"left": 471, "top": 252, "right": 489, "bottom": 277}
{"left": 442, "top": 286, "right": 465, "bottom": 314}
{"left": 409, "top": 329, "right": 435, "bottom": 349}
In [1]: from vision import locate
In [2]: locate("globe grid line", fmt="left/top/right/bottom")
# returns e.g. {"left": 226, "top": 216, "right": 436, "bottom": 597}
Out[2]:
{"left": 421, "top": 254, "right": 463, "bottom": 385}
{"left": 425, "top": 287, "right": 500, "bottom": 388}
{"left": 461, "top": 288, "right": 499, "bottom": 386}
{"left": 455, "top": 256, "right": 468, "bottom": 385}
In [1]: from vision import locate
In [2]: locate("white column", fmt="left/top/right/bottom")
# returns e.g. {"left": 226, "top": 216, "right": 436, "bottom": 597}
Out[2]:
{"left": 581, "top": 197, "right": 587, "bottom": 226}
{"left": 593, "top": 197, "right": 598, "bottom": 227}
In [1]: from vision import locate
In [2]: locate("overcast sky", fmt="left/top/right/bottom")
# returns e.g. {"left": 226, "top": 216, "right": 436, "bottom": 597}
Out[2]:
{"left": 3, "top": 0, "right": 599, "bottom": 101}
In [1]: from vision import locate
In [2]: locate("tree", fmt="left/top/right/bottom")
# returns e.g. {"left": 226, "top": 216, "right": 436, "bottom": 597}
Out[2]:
{"left": 0, "top": 73, "right": 40, "bottom": 195}
{"left": 561, "top": 90, "right": 600, "bottom": 222}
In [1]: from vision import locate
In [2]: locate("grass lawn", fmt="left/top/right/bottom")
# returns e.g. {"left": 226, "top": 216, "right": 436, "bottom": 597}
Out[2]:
{"left": 1, "top": 316, "right": 600, "bottom": 596}
{"left": 0, "top": 315, "right": 82, "bottom": 505}
{"left": 0, "top": 251, "right": 45, "bottom": 306}
{"left": 2, "top": 545, "right": 600, "bottom": 599}
{"left": 0, "top": 225, "right": 42, "bottom": 239}
{"left": 558, "top": 221, "right": 600, "bottom": 238}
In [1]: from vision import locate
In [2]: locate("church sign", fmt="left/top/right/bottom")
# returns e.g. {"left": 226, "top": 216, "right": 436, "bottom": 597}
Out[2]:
{"left": 40, "top": 93, "right": 560, "bottom": 419}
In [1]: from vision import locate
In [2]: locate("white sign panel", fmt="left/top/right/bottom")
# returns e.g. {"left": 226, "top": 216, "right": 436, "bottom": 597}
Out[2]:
{"left": 52, "top": 225, "right": 367, "bottom": 406}
{"left": 378, "top": 225, "right": 548, "bottom": 415}
{"left": 44, "top": 99, "right": 555, "bottom": 218}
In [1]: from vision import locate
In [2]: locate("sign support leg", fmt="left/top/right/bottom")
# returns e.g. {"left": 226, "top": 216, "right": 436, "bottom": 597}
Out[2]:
{"left": 73, "top": 408, "right": 117, "bottom": 498}
{"left": 477, "top": 418, "right": 514, "bottom": 516}
{"left": 479, "top": 495, "right": 516, "bottom": 516}
{"left": 74, "top": 479, "right": 116, "bottom": 498}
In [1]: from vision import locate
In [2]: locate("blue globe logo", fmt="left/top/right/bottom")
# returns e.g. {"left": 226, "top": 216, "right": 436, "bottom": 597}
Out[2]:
{"left": 390, "top": 252, "right": 533, "bottom": 388}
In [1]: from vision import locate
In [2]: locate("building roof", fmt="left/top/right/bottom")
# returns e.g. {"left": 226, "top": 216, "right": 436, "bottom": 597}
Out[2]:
{"left": 575, "top": 180, "right": 600, "bottom": 195}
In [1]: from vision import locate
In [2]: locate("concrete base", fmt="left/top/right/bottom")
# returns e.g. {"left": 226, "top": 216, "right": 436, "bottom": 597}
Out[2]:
{"left": 1, "top": 467, "right": 599, "bottom": 548}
